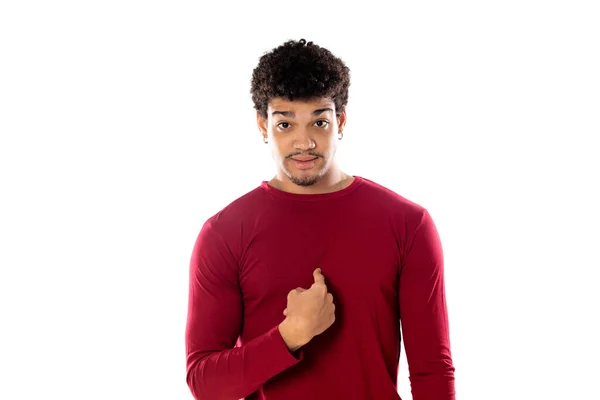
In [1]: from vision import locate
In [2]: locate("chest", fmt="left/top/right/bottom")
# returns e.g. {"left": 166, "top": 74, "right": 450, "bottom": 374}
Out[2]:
{"left": 238, "top": 209, "right": 401, "bottom": 337}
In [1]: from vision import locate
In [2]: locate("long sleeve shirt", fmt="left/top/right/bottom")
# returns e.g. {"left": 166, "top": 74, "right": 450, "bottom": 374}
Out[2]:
{"left": 185, "top": 176, "right": 455, "bottom": 400}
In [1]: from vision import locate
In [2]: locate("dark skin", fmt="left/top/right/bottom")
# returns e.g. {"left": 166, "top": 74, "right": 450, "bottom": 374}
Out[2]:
{"left": 256, "top": 96, "right": 354, "bottom": 194}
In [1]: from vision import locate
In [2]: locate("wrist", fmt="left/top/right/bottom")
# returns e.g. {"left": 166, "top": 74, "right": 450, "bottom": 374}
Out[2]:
{"left": 278, "top": 319, "right": 308, "bottom": 352}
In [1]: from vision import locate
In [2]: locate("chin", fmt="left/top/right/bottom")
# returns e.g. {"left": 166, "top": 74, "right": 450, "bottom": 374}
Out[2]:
{"left": 279, "top": 157, "right": 330, "bottom": 186}
{"left": 290, "top": 175, "right": 320, "bottom": 187}
{"left": 287, "top": 168, "right": 328, "bottom": 187}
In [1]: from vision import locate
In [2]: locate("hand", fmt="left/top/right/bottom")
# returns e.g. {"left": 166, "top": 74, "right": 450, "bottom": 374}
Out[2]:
{"left": 278, "top": 268, "right": 336, "bottom": 351}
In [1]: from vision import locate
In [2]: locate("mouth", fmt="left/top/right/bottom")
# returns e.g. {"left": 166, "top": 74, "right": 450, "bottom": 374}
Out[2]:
{"left": 290, "top": 157, "right": 318, "bottom": 170}
{"left": 291, "top": 156, "right": 318, "bottom": 162}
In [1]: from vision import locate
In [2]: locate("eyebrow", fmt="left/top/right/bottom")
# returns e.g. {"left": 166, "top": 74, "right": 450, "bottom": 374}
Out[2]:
{"left": 271, "top": 108, "right": 334, "bottom": 118}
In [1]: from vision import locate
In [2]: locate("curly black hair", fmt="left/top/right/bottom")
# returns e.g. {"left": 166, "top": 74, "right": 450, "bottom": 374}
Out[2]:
{"left": 250, "top": 38, "right": 351, "bottom": 120}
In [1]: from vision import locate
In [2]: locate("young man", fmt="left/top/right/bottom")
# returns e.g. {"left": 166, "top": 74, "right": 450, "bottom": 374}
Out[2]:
{"left": 185, "top": 39, "right": 456, "bottom": 400}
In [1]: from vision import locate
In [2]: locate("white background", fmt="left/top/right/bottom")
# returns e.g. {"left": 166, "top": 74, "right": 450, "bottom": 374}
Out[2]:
{"left": 1, "top": 1, "right": 599, "bottom": 399}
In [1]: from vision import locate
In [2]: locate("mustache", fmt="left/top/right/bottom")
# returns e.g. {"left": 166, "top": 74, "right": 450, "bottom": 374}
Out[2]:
{"left": 287, "top": 152, "right": 321, "bottom": 159}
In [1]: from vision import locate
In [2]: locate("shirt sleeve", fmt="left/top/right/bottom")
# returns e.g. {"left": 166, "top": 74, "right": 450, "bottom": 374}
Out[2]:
{"left": 185, "top": 219, "right": 304, "bottom": 400}
{"left": 398, "top": 209, "right": 456, "bottom": 400}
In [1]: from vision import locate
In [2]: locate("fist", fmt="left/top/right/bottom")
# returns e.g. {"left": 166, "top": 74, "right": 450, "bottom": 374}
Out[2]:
{"left": 281, "top": 268, "right": 336, "bottom": 345}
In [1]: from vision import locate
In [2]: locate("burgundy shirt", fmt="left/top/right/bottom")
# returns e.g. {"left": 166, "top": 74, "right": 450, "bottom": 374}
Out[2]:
{"left": 185, "top": 176, "right": 455, "bottom": 399}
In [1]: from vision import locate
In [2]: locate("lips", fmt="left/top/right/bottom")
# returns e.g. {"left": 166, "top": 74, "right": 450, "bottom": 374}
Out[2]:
{"left": 291, "top": 157, "right": 318, "bottom": 170}
{"left": 291, "top": 157, "right": 318, "bottom": 161}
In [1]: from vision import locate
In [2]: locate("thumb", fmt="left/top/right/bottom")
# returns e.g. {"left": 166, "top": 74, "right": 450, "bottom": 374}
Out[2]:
{"left": 313, "top": 268, "right": 325, "bottom": 285}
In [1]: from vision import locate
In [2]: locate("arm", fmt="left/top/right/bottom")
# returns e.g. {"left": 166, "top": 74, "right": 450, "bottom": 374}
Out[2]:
{"left": 185, "top": 220, "right": 304, "bottom": 400}
{"left": 399, "top": 209, "right": 456, "bottom": 400}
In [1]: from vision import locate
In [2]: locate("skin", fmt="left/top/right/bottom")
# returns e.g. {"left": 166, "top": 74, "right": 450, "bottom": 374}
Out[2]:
{"left": 256, "top": 96, "right": 355, "bottom": 194}
{"left": 256, "top": 97, "right": 348, "bottom": 351}
{"left": 278, "top": 268, "right": 335, "bottom": 352}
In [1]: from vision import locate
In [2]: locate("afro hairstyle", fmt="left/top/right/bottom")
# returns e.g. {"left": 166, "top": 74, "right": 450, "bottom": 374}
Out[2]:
{"left": 250, "top": 38, "right": 351, "bottom": 120}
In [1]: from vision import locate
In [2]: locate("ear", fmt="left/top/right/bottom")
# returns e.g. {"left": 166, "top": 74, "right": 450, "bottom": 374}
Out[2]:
{"left": 256, "top": 112, "right": 268, "bottom": 141}
{"left": 337, "top": 107, "right": 347, "bottom": 132}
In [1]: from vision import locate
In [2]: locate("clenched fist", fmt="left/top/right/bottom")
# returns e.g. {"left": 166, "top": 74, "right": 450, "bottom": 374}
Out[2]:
{"left": 278, "top": 268, "right": 336, "bottom": 352}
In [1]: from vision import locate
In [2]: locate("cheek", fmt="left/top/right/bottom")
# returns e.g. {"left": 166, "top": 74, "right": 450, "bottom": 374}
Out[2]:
{"left": 324, "top": 139, "right": 338, "bottom": 155}
{"left": 274, "top": 146, "right": 290, "bottom": 163}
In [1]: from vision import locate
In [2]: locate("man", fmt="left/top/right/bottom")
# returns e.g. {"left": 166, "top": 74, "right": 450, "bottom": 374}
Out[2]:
{"left": 185, "top": 38, "right": 456, "bottom": 400}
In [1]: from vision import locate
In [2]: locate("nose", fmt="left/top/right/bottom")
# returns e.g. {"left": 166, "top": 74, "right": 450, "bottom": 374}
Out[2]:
{"left": 293, "top": 129, "right": 316, "bottom": 150}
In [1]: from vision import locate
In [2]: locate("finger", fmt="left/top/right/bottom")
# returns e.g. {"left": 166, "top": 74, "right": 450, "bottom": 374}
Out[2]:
{"left": 313, "top": 268, "right": 325, "bottom": 285}
{"left": 296, "top": 287, "right": 307, "bottom": 293}
{"left": 283, "top": 308, "right": 288, "bottom": 316}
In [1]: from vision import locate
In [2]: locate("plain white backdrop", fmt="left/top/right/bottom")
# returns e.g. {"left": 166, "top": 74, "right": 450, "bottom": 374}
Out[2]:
{"left": 1, "top": 1, "right": 599, "bottom": 399}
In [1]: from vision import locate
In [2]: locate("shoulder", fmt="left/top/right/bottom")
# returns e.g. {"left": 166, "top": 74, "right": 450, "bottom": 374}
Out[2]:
{"left": 202, "top": 184, "right": 270, "bottom": 236}
{"left": 356, "top": 176, "right": 427, "bottom": 220}
{"left": 356, "top": 177, "right": 438, "bottom": 250}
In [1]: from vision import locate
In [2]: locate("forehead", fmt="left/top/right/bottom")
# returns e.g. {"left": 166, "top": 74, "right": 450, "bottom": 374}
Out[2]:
{"left": 268, "top": 97, "right": 335, "bottom": 113}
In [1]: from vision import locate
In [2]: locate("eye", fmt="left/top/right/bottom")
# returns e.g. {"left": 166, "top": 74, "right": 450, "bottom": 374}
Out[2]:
{"left": 314, "top": 120, "right": 329, "bottom": 128}
{"left": 277, "top": 122, "right": 290, "bottom": 129}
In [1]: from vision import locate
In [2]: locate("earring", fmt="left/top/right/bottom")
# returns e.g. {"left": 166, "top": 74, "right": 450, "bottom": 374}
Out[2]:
{"left": 338, "top": 131, "right": 344, "bottom": 140}
{"left": 263, "top": 136, "right": 268, "bottom": 144}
